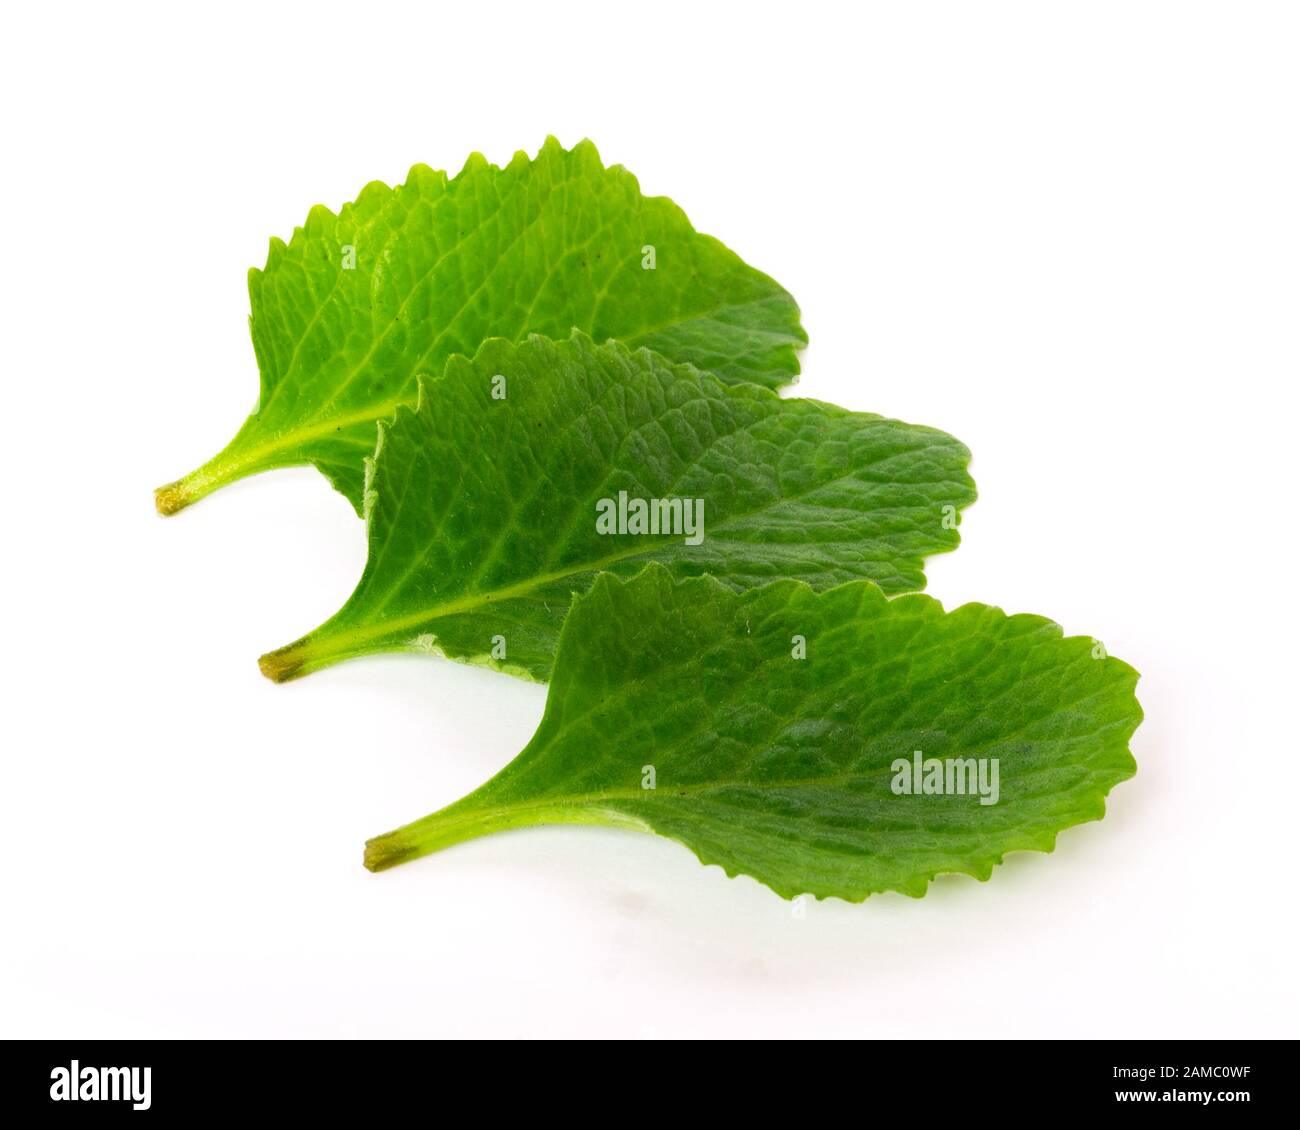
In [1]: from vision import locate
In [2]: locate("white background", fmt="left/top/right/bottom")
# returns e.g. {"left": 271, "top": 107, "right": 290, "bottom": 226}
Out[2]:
{"left": 2, "top": 1, "right": 1297, "bottom": 1039}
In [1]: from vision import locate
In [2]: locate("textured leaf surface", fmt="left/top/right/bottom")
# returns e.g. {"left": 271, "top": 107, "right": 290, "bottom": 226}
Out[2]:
{"left": 365, "top": 567, "right": 1142, "bottom": 901}
{"left": 259, "top": 333, "right": 975, "bottom": 684}
{"left": 156, "top": 137, "right": 806, "bottom": 514}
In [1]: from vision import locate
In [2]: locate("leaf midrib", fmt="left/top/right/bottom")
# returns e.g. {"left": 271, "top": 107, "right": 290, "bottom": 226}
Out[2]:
{"left": 220, "top": 397, "right": 407, "bottom": 480}
{"left": 443, "top": 769, "right": 900, "bottom": 838}
{"left": 324, "top": 538, "right": 677, "bottom": 654}
{"left": 325, "top": 437, "right": 964, "bottom": 663}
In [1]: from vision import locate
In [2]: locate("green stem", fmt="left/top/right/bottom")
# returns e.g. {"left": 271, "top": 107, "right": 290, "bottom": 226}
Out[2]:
{"left": 364, "top": 796, "right": 647, "bottom": 872}
{"left": 155, "top": 397, "right": 405, "bottom": 515}
{"left": 153, "top": 430, "right": 275, "bottom": 516}
{"left": 258, "top": 631, "right": 365, "bottom": 683}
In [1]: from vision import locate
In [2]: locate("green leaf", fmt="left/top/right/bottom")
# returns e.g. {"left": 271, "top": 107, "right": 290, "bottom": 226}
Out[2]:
{"left": 155, "top": 137, "right": 807, "bottom": 515}
{"left": 364, "top": 566, "right": 1141, "bottom": 901}
{"left": 258, "top": 332, "right": 976, "bottom": 684}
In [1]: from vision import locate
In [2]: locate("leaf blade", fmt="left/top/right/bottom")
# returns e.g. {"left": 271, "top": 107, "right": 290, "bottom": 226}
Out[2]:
{"left": 365, "top": 566, "right": 1141, "bottom": 901}
{"left": 156, "top": 138, "right": 807, "bottom": 514}
{"left": 260, "top": 333, "right": 976, "bottom": 683}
